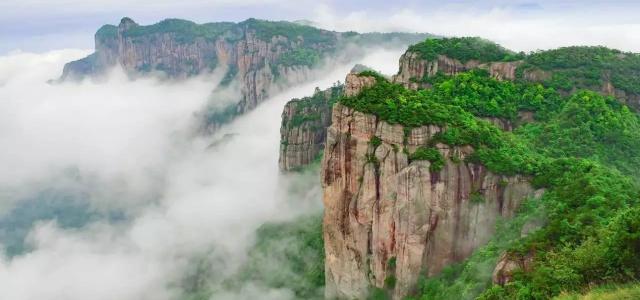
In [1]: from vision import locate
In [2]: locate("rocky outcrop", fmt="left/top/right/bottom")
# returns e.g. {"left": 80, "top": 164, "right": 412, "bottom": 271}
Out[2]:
{"left": 392, "top": 52, "right": 522, "bottom": 89}
{"left": 344, "top": 73, "right": 377, "bottom": 97}
{"left": 492, "top": 252, "right": 534, "bottom": 285}
{"left": 321, "top": 100, "right": 537, "bottom": 299}
{"left": 61, "top": 18, "right": 341, "bottom": 115}
{"left": 61, "top": 19, "right": 432, "bottom": 127}
{"left": 279, "top": 86, "right": 342, "bottom": 171}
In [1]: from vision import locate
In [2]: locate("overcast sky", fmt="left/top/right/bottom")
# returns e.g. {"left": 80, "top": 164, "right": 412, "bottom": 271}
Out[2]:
{"left": 1, "top": 0, "right": 640, "bottom": 53}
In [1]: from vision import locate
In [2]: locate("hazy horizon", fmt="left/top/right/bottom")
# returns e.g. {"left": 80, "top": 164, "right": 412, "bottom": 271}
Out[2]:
{"left": 2, "top": 0, "right": 640, "bottom": 54}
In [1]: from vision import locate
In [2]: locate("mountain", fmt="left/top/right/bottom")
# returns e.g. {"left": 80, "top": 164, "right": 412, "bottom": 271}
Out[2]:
{"left": 278, "top": 37, "right": 640, "bottom": 299}
{"left": 59, "top": 17, "right": 432, "bottom": 128}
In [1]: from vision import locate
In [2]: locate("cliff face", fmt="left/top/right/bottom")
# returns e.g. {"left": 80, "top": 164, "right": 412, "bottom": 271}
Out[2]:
{"left": 279, "top": 86, "right": 342, "bottom": 171}
{"left": 392, "top": 52, "right": 521, "bottom": 89}
{"left": 391, "top": 50, "right": 640, "bottom": 110}
{"left": 61, "top": 19, "right": 432, "bottom": 126}
{"left": 321, "top": 75, "right": 537, "bottom": 299}
{"left": 61, "top": 18, "right": 339, "bottom": 114}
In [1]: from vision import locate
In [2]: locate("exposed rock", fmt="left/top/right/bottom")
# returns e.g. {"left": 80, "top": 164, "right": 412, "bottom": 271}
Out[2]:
{"left": 492, "top": 252, "right": 534, "bottom": 285}
{"left": 344, "top": 73, "right": 377, "bottom": 97}
{"left": 486, "top": 61, "right": 522, "bottom": 80}
{"left": 482, "top": 117, "right": 514, "bottom": 131}
{"left": 322, "top": 103, "right": 538, "bottom": 299}
{"left": 62, "top": 18, "right": 337, "bottom": 116}
{"left": 279, "top": 86, "right": 342, "bottom": 171}
{"left": 392, "top": 52, "right": 521, "bottom": 89}
{"left": 60, "top": 19, "right": 432, "bottom": 129}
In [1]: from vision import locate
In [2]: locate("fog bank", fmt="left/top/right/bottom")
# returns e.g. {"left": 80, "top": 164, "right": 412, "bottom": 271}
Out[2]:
{"left": 0, "top": 47, "right": 402, "bottom": 299}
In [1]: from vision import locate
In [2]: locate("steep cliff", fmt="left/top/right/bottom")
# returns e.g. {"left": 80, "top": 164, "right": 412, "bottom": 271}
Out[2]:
{"left": 321, "top": 73, "right": 539, "bottom": 299}
{"left": 393, "top": 51, "right": 521, "bottom": 89}
{"left": 60, "top": 18, "right": 431, "bottom": 124}
{"left": 279, "top": 85, "right": 342, "bottom": 171}
{"left": 61, "top": 18, "right": 337, "bottom": 114}
{"left": 392, "top": 38, "right": 640, "bottom": 110}
{"left": 278, "top": 65, "right": 380, "bottom": 172}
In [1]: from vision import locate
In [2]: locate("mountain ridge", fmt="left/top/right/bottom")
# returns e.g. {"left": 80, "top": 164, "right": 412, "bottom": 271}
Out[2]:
{"left": 59, "top": 17, "right": 432, "bottom": 130}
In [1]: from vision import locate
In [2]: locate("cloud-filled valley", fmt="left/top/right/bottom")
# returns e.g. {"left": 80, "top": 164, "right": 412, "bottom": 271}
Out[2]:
{"left": 0, "top": 47, "right": 402, "bottom": 299}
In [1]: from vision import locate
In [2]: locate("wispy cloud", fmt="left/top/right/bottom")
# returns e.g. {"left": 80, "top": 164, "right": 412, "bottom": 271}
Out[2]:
{"left": 0, "top": 47, "right": 403, "bottom": 299}
{"left": 311, "top": 3, "right": 640, "bottom": 52}
{"left": 2, "top": 1, "right": 639, "bottom": 53}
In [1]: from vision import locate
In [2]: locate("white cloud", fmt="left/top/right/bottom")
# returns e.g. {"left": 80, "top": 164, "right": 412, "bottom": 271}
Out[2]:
{"left": 0, "top": 47, "right": 402, "bottom": 299}
{"left": 311, "top": 4, "right": 640, "bottom": 52}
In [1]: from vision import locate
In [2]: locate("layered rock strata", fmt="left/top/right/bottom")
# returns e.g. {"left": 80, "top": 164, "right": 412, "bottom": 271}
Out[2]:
{"left": 279, "top": 86, "right": 342, "bottom": 171}
{"left": 321, "top": 75, "right": 538, "bottom": 299}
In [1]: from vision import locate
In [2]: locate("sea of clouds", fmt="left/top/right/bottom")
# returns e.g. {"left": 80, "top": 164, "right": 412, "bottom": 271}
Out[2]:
{"left": 0, "top": 47, "right": 402, "bottom": 299}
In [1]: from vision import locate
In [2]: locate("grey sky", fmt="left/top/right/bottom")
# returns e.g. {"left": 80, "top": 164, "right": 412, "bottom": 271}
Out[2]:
{"left": 1, "top": 0, "right": 639, "bottom": 53}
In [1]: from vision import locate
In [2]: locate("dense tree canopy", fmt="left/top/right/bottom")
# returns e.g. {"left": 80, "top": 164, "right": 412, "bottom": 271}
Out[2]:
{"left": 339, "top": 68, "right": 640, "bottom": 299}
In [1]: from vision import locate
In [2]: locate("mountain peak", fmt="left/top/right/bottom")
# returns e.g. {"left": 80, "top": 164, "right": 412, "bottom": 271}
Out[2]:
{"left": 119, "top": 17, "right": 138, "bottom": 29}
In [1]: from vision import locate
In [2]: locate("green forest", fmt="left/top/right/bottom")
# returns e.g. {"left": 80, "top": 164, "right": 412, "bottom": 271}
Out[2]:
{"left": 198, "top": 38, "right": 640, "bottom": 300}
{"left": 338, "top": 54, "right": 640, "bottom": 299}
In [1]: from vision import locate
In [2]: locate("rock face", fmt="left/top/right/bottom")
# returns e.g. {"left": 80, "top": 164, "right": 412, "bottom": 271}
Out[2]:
{"left": 321, "top": 100, "right": 537, "bottom": 299}
{"left": 61, "top": 18, "right": 340, "bottom": 115}
{"left": 392, "top": 52, "right": 521, "bottom": 89}
{"left": 344, "top": 73, "right": 378, "bottom": 96}
{"left": 279, "top": 86, "right": 342, "bottom": 171}
{"left": 278, "top": 70, "right": 377, "bottom": 172}
{"left": 391, "top": 49, "right": 640, "bottom": 110}
{"left": 492, "top": 252, "right": 534, "bottom": 285}
{"left": 61, "top": 19, "right": 432, "bottom": 125}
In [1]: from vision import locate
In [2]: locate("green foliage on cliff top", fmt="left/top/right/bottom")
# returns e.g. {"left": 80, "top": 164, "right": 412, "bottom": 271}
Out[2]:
{"left": 340, "top": 68, "right": 640, "bottom": 299}
{"left": 409, "top": 147, "right": 445, "bottom": 172}
{"left": 406, "top": 38, "right": 640, "bottom": 97}
{"left": 344, "top": 70, "right": 561, "bottom": 124}
{"left": 122, "top": 18, "right": 237, "bottom": 43}
{"left": 278, "top": 48, "right": 321, "bottom": 67}
{"left": 408, "top": 37, "right": 524, "bottom": 63}
{"left": 519, "top": 46, "right": 640, "bottom": 95}
{"left": 283, "top": 84, "right": 343, "bottom": 128}
{"left": 95, "top": 25, "right": 117, "bottom": 41}
{"left": 241, "top": 18, "right": 336, "bottom": 45}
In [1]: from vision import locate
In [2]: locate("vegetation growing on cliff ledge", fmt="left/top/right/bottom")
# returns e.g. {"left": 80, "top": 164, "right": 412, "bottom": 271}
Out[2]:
{"left": 339, "top": 64, "right": 640, "bottom": 299}
{"left": 278, "top": 48, "right": 321, "bottom": 67}
{"left": 518, "top": 46, "right": 640, "bottom": 95}
{"left": 408, "top": 37, "right": 524, "bottom": 63}
{"left": 241, "top": 18, "right": 336, "bottom": 45}
{"left": 407, "top": 39, "right": 640, "bottom": 101}
{"left": 121, "top": 18, "right": 237, "bottom": 43}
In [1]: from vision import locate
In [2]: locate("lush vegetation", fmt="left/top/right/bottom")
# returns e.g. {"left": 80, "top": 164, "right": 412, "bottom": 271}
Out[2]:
{"left": 283, "top": 85, "right": 342, "bottom": 128}
{"left": 232, "top": 214, "right": 325, "bottom": 299}
{"left": 241, "top": 18, "right": 336, "bottom": 45}
{"left": 554, "top": 284, "right": 640, "bottom": 300}
{"left": 338, "top": 66, "right": 640, "bottom": 299}
{"left": 408, "top": 37, "right": 524, "bottom": 63}
{"left": 518, "top": 91, "right": 640, "bottom": 177}
{"left": 407, "top": 39, "right": 640, "bottom": 99}
{"left": 519, "top": 46, "right": 640, "bottom": 95}
{"left": 278, "top": 48, "right": 321, "bottom": 67}
{"left": 95, "top": 25, "right": 117, "bottom": 42}
{"left": 122, "top": 18, "right": 237, "bottom": 43}
{"left": 408, "top": 147, "right": 445, "bottom": 172}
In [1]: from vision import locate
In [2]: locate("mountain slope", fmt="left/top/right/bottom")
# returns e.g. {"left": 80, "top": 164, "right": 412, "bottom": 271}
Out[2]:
{"left": 305, "top": 37, "right": 640, "bottom": 299}
{"left": 60, "top": 18, "right": 431, "bottom": 128}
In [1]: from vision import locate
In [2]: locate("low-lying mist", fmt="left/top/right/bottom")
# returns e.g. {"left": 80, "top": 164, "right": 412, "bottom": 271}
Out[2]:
{"left": 0, "top": 48, "right": 402, "bottom": 299}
